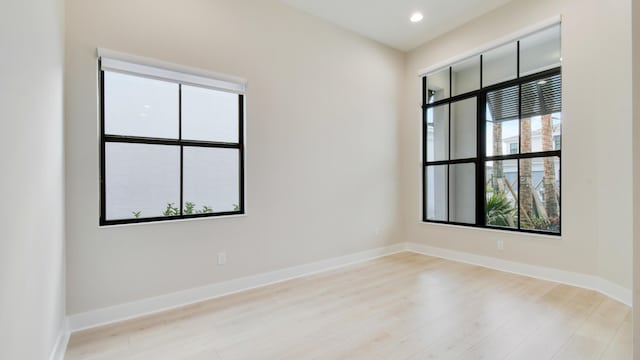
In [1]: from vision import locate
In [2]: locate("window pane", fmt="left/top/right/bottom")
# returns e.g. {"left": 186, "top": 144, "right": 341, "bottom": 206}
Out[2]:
{"left": 425, "top": 165, "right": 448, "bottom": 221}
{"left": 182, "top": 85, "right": 239, "bottom": 143}
{"left": 520, "top": 24, "right": 561, "bottom": 76}
{"left": 183, "top": 147, "right": 240, "bottom": 214}
{"left": 449, "top": 163, "right": 475, "bottom": 224}
{"left": 452, "top": 57, "right": 480, "bottom": 96}
{"left": 426, "top": 104, "right": 449, "bottom": 161}
{"left": 105, "top": 143, "right": 180, "bottom": 220}
{"left": 521, "top": 74, "right": 562, "bottom": 153}
{"left": 485, "top": 160, "right": 518, "bottom": 229}
{"left": 483, "top": 42, "right": 517, "bottom": 87}
{"left": 486, "top": 85, "right": 519, "bottom": 156}
{"left": 520, "top": 114, "right": 561, "bottom": 154}
{"left": 104, "top": 71, "right": 179, "bottom": 139}
{"left": 426, "top": 68, "right": 450, "bottom": 103}
{"left": 521, "top": 73, "right": 561, "bottom": 118}
{"left": 553, "top": 135, "right": 561, "bottom": 150}
{"left": 519, "top": 156, "right": 560, "bottom": 233}
{"left": 450, "top": 97, "right": 476, "bottom": 159}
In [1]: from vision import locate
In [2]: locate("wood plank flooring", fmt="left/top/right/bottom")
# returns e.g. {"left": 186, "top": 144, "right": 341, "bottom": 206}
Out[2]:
{"left": 64, "top": 252, "right": 632, "bottom": 360}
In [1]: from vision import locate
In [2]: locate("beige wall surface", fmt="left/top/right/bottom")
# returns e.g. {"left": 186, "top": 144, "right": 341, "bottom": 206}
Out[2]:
{"left": 65, "top": 0, "right": 404, "bottom": 315}
{"left": 0, "top": 0, "right": 66, "bottom": 359}
{"left": 402, "top": 0, "right": 633, "bottom": 288}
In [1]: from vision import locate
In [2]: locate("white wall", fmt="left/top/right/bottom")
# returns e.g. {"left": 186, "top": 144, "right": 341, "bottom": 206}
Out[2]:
{"left": 402, "top": 0, "right": 633, "bottom": 289}
{"left": 0, "top": 0, "right": 66, "bottom": 359}
{"left": 592, "top": 0, "right": 633, "bottom": 293}
{"left": 65, "top": 0, "right": 404, "bottom": 315}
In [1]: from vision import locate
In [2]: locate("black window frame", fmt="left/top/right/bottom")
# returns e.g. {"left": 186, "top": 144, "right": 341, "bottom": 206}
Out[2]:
{"left": 422, "top": 43, "right": 561, "bottom": 236}
{"left": 99, "top": 63, "right": 246, "bottom": 226}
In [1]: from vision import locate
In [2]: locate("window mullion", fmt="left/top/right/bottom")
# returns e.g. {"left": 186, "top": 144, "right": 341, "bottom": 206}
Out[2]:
{"left": 422, "top": 76, "right": 427, "bottom": 221}
{"left": 477, "top": 91, "right": 486, "bottom": 226}
{"left": 238, "top": 94, "right": 245, "bottom": 214}
{"left": 517, "top": 40, "right": 521, "bottom": 79}
{"left": 476, "top": 54, "right": 484, "bottom": 227}
{"left": 99, "top": 69, "right": 107, "bottom": 225}
{"left": 179, "top": 84, "right": 184, "bottom": 217}
{"left": 447, "top": 102, "right": 451, "bottom": 223}
{"left": 516, "top": 40, "right": 521, "bottom": 230}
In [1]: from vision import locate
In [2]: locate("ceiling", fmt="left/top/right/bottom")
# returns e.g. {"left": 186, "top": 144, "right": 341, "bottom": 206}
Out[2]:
{"left": 279, "top": 0, "right": 515, "bottom": 51}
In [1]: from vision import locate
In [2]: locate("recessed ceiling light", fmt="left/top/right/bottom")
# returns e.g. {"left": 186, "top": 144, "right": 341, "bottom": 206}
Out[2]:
{"left": 410, "top": 12, "right": 423, "bottom": 23}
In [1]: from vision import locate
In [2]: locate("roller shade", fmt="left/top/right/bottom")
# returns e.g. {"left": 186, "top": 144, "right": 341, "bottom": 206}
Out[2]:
{"left": 98, "top": 48, "right": 247, "bottom": 94}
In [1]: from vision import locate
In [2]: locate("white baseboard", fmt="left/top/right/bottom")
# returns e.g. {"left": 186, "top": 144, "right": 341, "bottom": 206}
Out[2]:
{"left": 66, "top": 241, "right": 631, "bottom": 337}
{"left": 48, "top": 319, "right": 70, "bottom": 360}
{"left": 594, "top": 277, "right": 633, "bottom": 307}
{"left": 67, "top": 243, "right": 407, "bottom": 332}
{"left": 406, "top": 242, "right": 632, "bottom": 306}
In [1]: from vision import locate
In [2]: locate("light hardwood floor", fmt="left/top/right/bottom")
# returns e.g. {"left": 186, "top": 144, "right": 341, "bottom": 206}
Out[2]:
{"left": 65, "top": 252, "right": 632, "bottom": 360}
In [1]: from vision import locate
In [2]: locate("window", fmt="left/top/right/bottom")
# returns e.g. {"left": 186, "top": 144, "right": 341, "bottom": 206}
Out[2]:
{"left": 422, "top": 24, "right": 561, "bottom": 235}
{"left": 99, "top": 51, "right": 246, "bottom": 225}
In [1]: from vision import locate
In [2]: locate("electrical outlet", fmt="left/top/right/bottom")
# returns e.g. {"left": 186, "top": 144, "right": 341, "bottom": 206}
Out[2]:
{"left": 497, "top": 240, "right": 504, "bottom": 251}
{"left": 218, "top": 252, "right": 227, "bottom": 265}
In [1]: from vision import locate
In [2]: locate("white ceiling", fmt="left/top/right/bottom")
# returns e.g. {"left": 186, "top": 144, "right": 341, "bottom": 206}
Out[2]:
{"left": 279, "top": 0, "right": 515, "bottom": 51}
